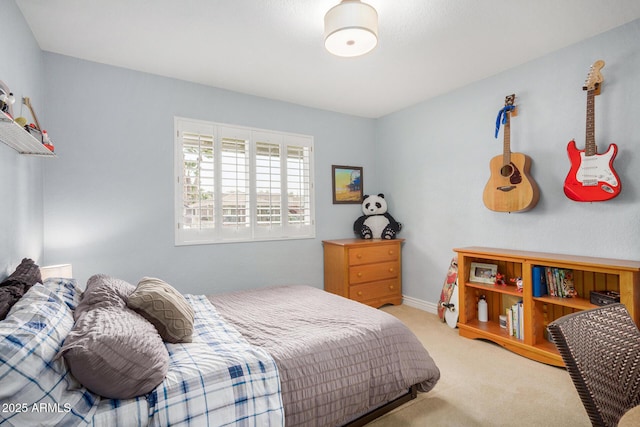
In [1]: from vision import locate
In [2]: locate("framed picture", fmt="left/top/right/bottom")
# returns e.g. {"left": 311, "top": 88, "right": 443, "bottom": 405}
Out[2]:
{"left": 469, "top": 262, "right": 498, "bottom": 284}
{"left": 332, "top": 165, "right": 363, "bottom": 204}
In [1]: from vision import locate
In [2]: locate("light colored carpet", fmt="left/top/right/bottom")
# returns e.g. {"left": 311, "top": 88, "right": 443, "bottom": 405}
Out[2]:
{"left": 367, "top": 304, "right": 590, "bottom": 426}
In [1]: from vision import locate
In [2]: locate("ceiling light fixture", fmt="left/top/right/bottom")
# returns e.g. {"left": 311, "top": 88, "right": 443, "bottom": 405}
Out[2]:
{"left": 324, "top": 0, "right": 378, "bottom": 58}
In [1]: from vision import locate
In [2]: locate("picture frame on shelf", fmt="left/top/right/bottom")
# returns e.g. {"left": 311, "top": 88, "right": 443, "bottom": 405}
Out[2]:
{"left": 469, "top": 262, "right": 498, "bottom": 284}
{"left": 332, "top": 165, "right": 363, "bottom": 204}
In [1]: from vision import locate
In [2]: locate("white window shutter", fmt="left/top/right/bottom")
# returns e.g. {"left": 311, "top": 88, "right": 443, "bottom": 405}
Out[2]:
{"left": 175, "top": 118, "right": 314, "bottom": 245}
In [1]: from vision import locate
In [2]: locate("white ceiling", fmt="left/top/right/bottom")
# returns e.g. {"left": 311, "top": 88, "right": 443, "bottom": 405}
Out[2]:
{"left": 16, "top": 0, "right": 640, "bottom": 118}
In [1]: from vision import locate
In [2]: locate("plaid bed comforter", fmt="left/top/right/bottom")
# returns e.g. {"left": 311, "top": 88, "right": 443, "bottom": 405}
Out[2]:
{"left": 0, "top": 280, "right": 284, "bottom": 427}
{"left": 147, "top": 295, "right": 284, "bottom": 426}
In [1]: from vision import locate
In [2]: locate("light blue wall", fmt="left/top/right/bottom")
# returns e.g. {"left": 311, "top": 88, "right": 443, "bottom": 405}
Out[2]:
{"left": 41, "top": 54, "right": 378, "bottom": 293}
{"left": 376, "top": 19, "right": 640, "bottom": 303}
{"left": 4, "top": 0, "right": 639, "bottom": 304}
{"left": 0, "top": 0, "right": 45, "bottom": 278}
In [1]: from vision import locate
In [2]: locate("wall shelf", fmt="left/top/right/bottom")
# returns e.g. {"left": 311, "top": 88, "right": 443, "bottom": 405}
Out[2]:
{"left": 0, "top": 111, "right": 55, "bottom": 156}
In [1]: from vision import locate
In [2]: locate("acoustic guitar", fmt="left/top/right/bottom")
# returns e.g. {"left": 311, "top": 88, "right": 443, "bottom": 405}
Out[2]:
{"left": 483, "top": 94, "right": 539, "bottom": 212}
{"left": 564, "top": 60, "right": 621, "bottom": 202}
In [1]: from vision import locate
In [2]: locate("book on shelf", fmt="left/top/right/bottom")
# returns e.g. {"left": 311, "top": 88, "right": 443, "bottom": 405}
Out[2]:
{"left": 560, "top": 269, "right": 576, "bottom": 297}
{"left": 518, "top": 302, "right": 524, "bottom": 339}
{"left": 506, "top": 300, "right": 524, "bottom": 340}
{"left": 532, "top": 266, "right": 547, "bottom": 297}
{"left": 542, "top": 267, "right": 576, "bottom": 298}
{"left": 545, "top": 267, "right": 555, "bottom": 296}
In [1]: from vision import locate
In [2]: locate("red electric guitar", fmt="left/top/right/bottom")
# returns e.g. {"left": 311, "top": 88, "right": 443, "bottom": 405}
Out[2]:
{"left": 564, "top": 60, "right": 621, "bottom": 202}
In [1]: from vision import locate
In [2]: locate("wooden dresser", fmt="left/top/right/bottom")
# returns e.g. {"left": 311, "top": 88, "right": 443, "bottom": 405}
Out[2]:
{"left": 322, "top": 238, "right": 404, "bottom": 308}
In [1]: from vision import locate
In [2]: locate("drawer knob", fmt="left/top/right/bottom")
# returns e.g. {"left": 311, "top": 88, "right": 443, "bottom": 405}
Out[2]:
{"left": 358, "top": 291, "right": 363, "bottom": 296}
{"left": 389, "top": 267, "right": 394, "bottom": 273}
{"left": 389, "top": 285, "right": 394, "bottom": 290}
{"left": 356, "top": 253, "right": 362, "bottom": 259}
{"left": 388, "top": 250, "right": 394, "bottom": 255}
{"left": 357, "top": 272, "right": 363, "bottom": 277}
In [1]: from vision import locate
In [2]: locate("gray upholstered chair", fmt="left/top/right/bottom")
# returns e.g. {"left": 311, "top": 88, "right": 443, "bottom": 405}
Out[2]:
{"left": 547, "top": 303, "right": 640, "bottom": 427}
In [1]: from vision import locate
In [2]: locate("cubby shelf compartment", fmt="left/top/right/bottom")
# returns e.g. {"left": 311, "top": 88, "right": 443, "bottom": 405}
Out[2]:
{"left": 455, "top": 246, "right": 640, "bottom": 367}
{"left": 0, "top": 111, "right": 54, "bottom": 156}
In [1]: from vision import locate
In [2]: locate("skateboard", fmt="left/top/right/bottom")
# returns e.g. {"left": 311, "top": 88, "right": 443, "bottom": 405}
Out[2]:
{"left": 444, "top": 284, "right": 459, "bottom": 328}
{"left": 437, "top": 255, "right": 459, "bottom": 324}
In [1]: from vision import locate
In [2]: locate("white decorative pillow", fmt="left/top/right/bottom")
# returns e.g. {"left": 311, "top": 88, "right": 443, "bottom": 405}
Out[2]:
{"left": 127, "top": 277, "right": 194, "bottom": 343}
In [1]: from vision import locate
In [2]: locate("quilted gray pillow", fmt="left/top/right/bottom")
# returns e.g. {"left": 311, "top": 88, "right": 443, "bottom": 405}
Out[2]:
{"left": 61, "top": 304, "right": 169, "bottom": 399}
{"left": 74, "top": 274, "right": 136, "bottom": 320}
{"left": 127, "top": 277, "right": 194, "bottom": 343}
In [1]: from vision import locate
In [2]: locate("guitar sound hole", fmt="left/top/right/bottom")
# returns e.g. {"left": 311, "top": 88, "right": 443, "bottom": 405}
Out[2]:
{"left": 500, "top": 164, "right": 513, "bottom": 177}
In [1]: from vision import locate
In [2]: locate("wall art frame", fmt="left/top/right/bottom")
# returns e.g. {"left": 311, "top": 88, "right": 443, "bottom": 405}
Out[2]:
{"left": 469, "top": 262, "right": 498, "bottom": 284}
{"left": 332, "top": 165, "right": 363, "bottom": 204}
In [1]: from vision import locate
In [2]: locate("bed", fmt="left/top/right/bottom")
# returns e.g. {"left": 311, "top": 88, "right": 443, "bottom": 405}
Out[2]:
{"left": 0, "top": 271, "right": 440, "bottom": 426}
{"left": 209, "top": 285, "right": 440, "bottom": 426}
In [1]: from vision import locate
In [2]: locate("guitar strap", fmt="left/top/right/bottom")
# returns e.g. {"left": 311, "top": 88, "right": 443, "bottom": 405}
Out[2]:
{"left": 494, "top": 105, "right": 516, "bottom": 138}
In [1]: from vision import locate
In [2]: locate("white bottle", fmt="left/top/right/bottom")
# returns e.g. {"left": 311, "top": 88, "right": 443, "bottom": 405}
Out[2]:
{"left": 478, "top": 295, "right": 488, "bottom": 322}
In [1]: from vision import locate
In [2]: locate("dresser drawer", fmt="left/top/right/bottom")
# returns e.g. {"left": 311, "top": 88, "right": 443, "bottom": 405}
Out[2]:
{"left": 349, "top": 244, "right": 400, "bottom": 266}
{"left": 350, "top": 279, "right": 400, "bottom": 303}
{"left": 323, "top": 238, "right": 404, "bottom": 308}
{"left": 349, "top": 261, "right": 399, "bottom": 284}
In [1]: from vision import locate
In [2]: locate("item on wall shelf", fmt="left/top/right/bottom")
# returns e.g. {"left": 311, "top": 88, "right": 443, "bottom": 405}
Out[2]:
{"left": 483, "top": 94, "right": 539, "bottom": 213}
{"left": 0, "top": 81, "right": 15, "bottom": 118}
{"left": 564, "top": 60, "right": 621, "bottom": 202}
{"left": 332, "top": 165, "right": 363, "bottom": 204}
{"left": 0, "top": 80, "right": 55, "bottom": 156}
{"left": 22, "top": 97, "right": 42, "bottom": 130}
{"left": 353, "top": 194, "right": 402, "bottom": 239}
{"left": 42, "top": 130, "right": 54, "bottom": 152}
{"left": 23, "top": 96, "right": 55, "bottom": 152}
{"left": 14, "top": 116, "right": 27, "bottom": 127}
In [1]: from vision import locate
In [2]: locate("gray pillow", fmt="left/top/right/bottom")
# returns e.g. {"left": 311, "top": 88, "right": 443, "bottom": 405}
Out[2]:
{"left": 0, "top": 258, "right": 42, "bottom": 320}
{"left": 127, "top": 277, "right": 194, "bottom": 343}
{"left": 61, "top": 304, "right": 169, "bottom": 399}
{"left": 75, "top": 274, "right": 136, "bottom": 320}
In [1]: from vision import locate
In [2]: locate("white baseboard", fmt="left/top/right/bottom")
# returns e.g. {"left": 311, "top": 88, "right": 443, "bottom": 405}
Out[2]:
{"left": 402, "top": 295, "right": 438, "bottom": 315}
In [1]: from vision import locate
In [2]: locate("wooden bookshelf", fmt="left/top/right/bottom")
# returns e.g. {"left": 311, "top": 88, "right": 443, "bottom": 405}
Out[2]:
{"left": 455, "top": 247, "right": 640, "bottom": 366}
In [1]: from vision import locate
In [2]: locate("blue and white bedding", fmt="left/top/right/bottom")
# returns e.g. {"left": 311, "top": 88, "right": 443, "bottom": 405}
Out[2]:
{"left": 0, "top": 279, "right": 284, "bottom": 427}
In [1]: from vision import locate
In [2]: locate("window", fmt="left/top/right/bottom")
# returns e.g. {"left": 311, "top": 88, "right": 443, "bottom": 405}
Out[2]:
{"left": 175, "top": 117, "right": 315, "bottom": 245}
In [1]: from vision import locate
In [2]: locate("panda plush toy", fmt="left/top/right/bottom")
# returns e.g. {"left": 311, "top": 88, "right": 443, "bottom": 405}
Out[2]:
{"left": 353, "top": 194, "right": 402, "bottom": 239}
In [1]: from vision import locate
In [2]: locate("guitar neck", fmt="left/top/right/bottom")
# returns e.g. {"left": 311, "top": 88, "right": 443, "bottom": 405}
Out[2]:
{"left": 502, "top": 112, "right": 511, "bottom": 165}
{"left": 585, "top": 89, "right": 596, "bottom": 156}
